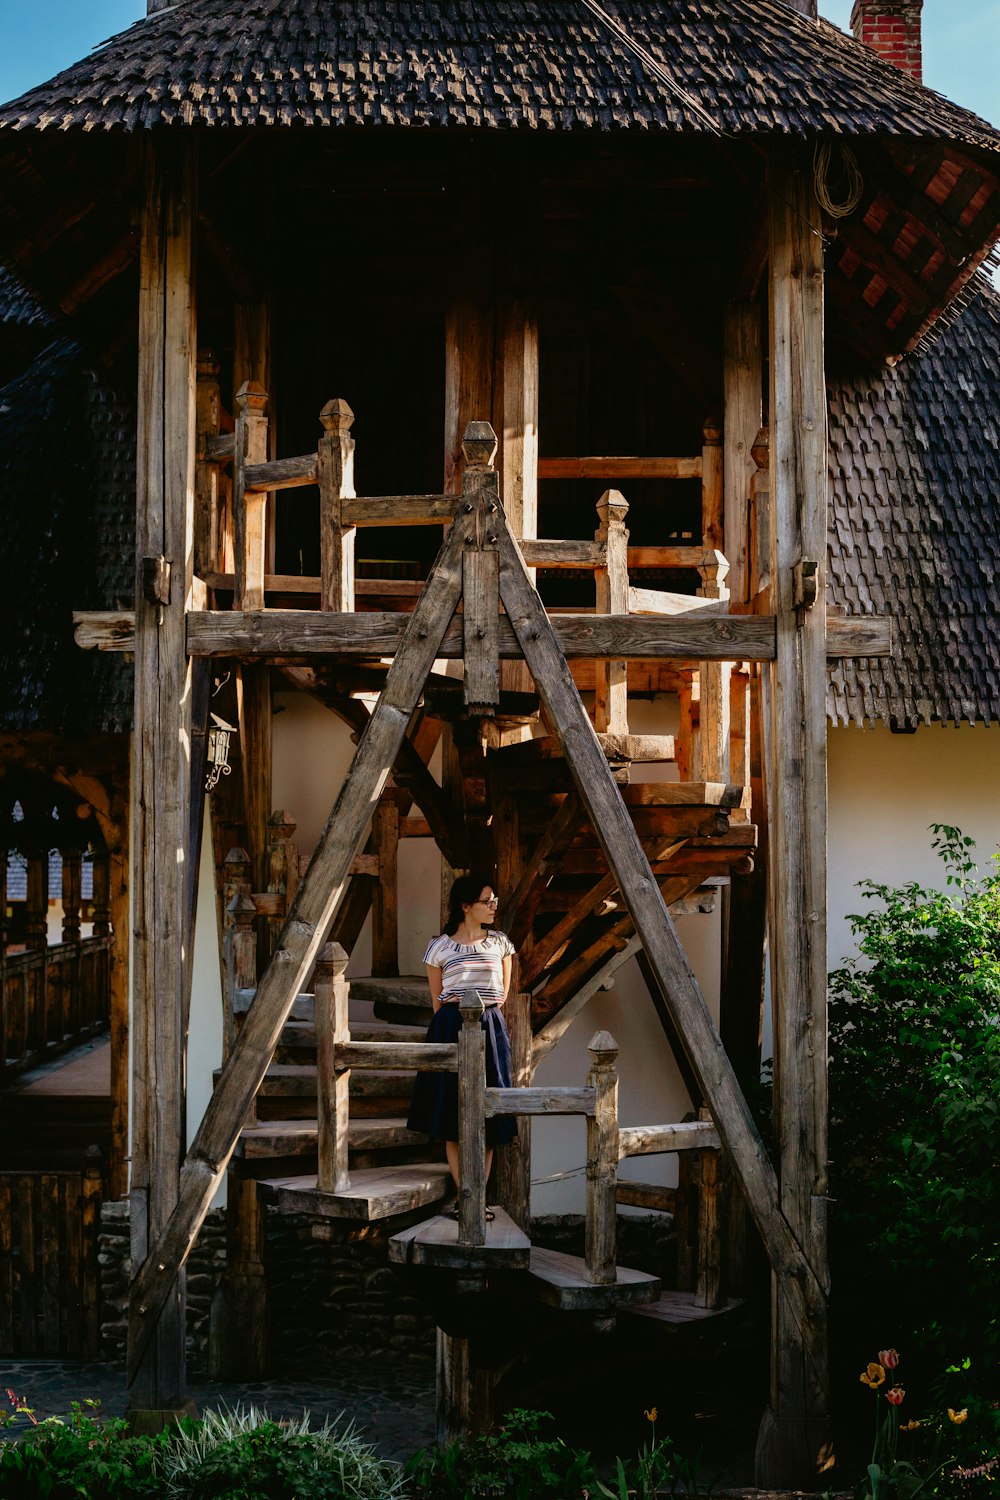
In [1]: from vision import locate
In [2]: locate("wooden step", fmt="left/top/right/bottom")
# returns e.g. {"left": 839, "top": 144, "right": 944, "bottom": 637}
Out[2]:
{"left": 236, "top": 1116, "right": 428, "bottom": 1160}
{"left": 274, "top": 1018, "right": 425, "bottom": 1060}
{"left": 620, "top": 1289, "right": 746, "bottom": 1330}
{"left": 389, "top": 1208, "right": 531, "bottom": 1271}
{"left": 261, "top": 1164, "right": 453, "bottom": 1221}
{"left": 526, "top": 1247, "right": 661, "bottom": 1311}
{"left": 220, "top": 1065, "right": 416, "bottom": 1098}
{"left": 349, "top": 975, "right": 433, "bottom": 1026}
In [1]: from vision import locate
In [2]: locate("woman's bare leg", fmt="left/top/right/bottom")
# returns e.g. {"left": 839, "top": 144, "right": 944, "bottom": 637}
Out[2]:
{"left": 445, "top": 1143, "right": 494, "bottom": 1197}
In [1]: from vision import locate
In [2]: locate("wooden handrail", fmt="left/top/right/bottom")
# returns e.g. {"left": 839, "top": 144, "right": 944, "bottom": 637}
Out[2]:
{"left": 539, "top": 456, "right": 702, "bottom": 480}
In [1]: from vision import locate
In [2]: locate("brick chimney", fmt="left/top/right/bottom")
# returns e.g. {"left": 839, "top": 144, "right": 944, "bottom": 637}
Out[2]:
{"left": 850, "top": 0, "right": 923, "bottom": 83}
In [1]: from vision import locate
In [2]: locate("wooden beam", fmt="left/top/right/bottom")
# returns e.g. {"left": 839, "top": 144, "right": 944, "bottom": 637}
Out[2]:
{"left": 125, "top": 434, "right": 487, "bottom": 1383}
{"left": 594, "top": 491, "right": 630, "bottom": 735}
{"left": 538, "top": 455, "right": 701, "bottom": 481}
{"left": 128, "top": 135, "right": 197, "bottom": 1410}
{"left": 754, "top": 153, "right": 831, "bottom": 1486}
{"left": 495, "top": 512, "right": 828, "bottom": 1384}
{"left": 723, "top": 302, "right": 762, "bottom": 607}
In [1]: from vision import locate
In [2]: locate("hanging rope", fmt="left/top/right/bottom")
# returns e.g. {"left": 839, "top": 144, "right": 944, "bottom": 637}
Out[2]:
{"left": 813, "top": 138, "right": 864, "bottom": 219}
{"left": 577, "top": 0, "right": 724, "bottom": 136}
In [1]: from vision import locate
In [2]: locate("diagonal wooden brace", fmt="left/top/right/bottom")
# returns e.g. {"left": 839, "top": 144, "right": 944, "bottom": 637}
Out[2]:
{"left": 494, "top": 510, "right": 829, "bottom": 1400}
{"left": 126, "top": 486, "right": 476, "bottom": 1383}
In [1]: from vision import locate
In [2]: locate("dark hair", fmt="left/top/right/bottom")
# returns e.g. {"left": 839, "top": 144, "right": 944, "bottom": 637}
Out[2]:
{"left": 443, "top": 873, "right": 495, "bottom": 937}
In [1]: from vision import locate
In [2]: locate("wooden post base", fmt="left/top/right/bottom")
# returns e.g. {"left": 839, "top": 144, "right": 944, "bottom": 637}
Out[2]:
{"left": 126, "top": 1399, "right": 199, "bottom": 1437}
{"left": 436, "top": 1327, "right": 494, "bottom": 1445}
{"left": 754, "top": 1408, "right": 833, "bottom": 1490}
{"left": 207, "top": 1271, "right": 267, "bottom": 1380}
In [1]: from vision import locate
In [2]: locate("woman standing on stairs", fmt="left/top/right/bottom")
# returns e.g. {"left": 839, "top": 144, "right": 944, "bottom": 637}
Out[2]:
{"left": 407, "top": 874, "right": 517, "bottom": 1218}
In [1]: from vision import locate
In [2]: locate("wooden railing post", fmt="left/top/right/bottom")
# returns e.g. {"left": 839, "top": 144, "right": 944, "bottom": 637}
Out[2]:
{"left": 25, "top": 853, "right": 47, "bottom": 1056}
{"left": 371, "top": 793, "right": 399, "bottom": 977}
{"left": 195, "top": 351, "right": 222, "bottom": 579}
{"left": 458, "top": 992, "right": 487, "bottom": 1246}
{"left": 749, "top": 426, "right": 771, "bottom": 605}
{"left": 594, "top": 490, "right": 630, "bottom": 735}
{"left": 61, "top": 850, "right": 83, "bottom": 1038}
{"left": 233, "top": 381, "right": 269, "bottom": 611}
{"left": 696, "top": 1102, "right": 724, "bottom": 1308}
{"left": 318, "top": 397, "right": 356, "bottom": 612}
{"left": 91, "top": 851, "right": 111, "bottom": 938}
{"left": 585, "top": 1030, "right": 620, "bottom": 1286}
{"left": 265, "top": 811, "right": 298, "bottom": 962}
{"left": 697, "top": 550, "right": 731, "bottom": 783}
{"left": 225, "top": 892, "right": 257, "bottom": 1071}
{"left": 315, "top": 941, "right": 351, "bottom": 1194}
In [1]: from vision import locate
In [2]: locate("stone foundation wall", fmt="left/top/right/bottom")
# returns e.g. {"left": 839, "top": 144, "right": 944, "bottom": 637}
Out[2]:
{"left": 98, "top": 1201, "right": 437, "bottom": 1375}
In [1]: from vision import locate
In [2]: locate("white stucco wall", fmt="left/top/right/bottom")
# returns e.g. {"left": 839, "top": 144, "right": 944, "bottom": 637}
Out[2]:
{"left": 827, "top": 723, "right": 1000, "bottom": 968}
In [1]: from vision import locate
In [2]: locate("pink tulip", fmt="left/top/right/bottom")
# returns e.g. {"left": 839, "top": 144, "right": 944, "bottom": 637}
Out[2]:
{"left": 886, "top": 1387, "right": 905, "bottom": 1406}
{"left": 879, "top": 1349, "right": 900, "bottom": 1370}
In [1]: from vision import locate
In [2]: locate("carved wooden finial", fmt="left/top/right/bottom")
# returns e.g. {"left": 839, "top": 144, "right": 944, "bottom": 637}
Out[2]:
{"left": 197, "top": 350, "right": 220, "bottom": 379}
{"left": 459, "top": 989, "right": 486, "bottom": 1023}
{"left": 596, "top": 488, "right": 629, "bottom": 523}
{"left": 751, "top": 425, "right": 770, "bottom": 470}
{"left": 702, "top": 415, "right": 723, "bottom": 446}
{"left": 268, "top": 809, "right": 297, "bottom": 838}
{"left": 228, "top": 891, "right": 257, "bottom": 926}
{"left": 461, "top": 421, "right": 498, "bottom": 469}
{"left": 224, "top": 846, "right": 250, "bottom": 875}
{"left": 235, "top": 380, "right": 268, "bottom": 415}
{"left": 315, "top": 939, "right": 349, "bottom": 978}
{"left": 319, "top": 397, "right": 355, "bottom": 435}
{"left": 588, "top": 1029, "right": 619, "bottom": 1065}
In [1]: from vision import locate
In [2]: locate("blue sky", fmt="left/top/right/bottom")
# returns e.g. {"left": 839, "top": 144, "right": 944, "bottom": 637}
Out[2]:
{"left": 1, "top": 1, "right": 998, "bottom": 123}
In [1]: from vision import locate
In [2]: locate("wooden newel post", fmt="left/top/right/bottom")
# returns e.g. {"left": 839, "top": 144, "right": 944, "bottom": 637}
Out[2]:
{"left": 458, "top": 991, "right": 487, "bottom": 1245}
{"left": 315, "top": 941, "right": 351, "bottom": 1194}
{"left": 233, "top": 381, "right": 268, "bottom": 611}
{"left": 585, "top": 1030, "right": 620, "bottom": 1286}
{"left": 697, "top": 549, "right": 731, "bottom": 784}
{"left": 461, "top": 422, "right": 502, "bottom": 717}
{"left": 195, "top": 352, "right": 222, "bottom": 577}
{"left": 225, "top": 892, "right": 257, "bottom": 1083}
{"left": 594, "top": 491, "right": 630, "bottom": 735}
{"left": 318, "top": 397, "right": 356, "bottom": 613}
{"left": 266, "top": 811, "right": 298, "bottom": 962}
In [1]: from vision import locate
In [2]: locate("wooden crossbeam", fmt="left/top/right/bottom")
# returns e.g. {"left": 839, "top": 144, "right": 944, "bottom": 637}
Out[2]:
{"left": 494, "top": 514, "right": 829, "bottom": 1392}
{"left": 125, "top": 463, "right": 486, "bottom": 1384}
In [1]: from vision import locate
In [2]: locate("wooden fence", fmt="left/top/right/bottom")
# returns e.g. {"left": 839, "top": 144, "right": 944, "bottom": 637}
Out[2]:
{"left": 0, "top": 1148, "right": 103, "bottom": 1356}
{"left": 1, "top": 936, "right": 110, "bottom": 1077}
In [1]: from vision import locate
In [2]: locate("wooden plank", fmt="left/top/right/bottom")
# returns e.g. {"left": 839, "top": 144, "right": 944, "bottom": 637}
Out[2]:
{"left": 16, "top": 1177, "right": 37, "bottom": 1354}
{"left": 128, "top": 134, "right": 195, "bottom": 1407}
{"left": 629, "top": 587, "right": 724, "bottom": 616}
{"left": 371, "top": 796, "right": 399, "bottom": 976}
{"left": 315, "top": 944, "right": 350, "bottom": 1195}
{"left": 318, "top": 398, "right": 356, "bottom": 613}
{"left": 495, "top": 512, "right": 827, "bottom": 1375}
{"left": 519, "top": 539, "right": 603, "bottom": 569}
{"left": 82, "top": 1149, "right": 103, "bottom": 1357}
{"left": 61, "top": 1176, "right": 81, "bottom": 1357}
{"left": 126, "top": 449, "right": 478, "bottom": 1385}
{"left": 616, "top": 1180, "right": 677, "bottom": 1213}
{"left": 272, "top": 1165, "right": 452, "bottom": 1221}
{"left": 585, "top": 1033, "right": 620, "bottom": 1285}
{"left": 619, "top": 1121, "right": 720, "bottom": 1157}
{"left": 242, "top": 453, "right": 317, "bottom": 493}
{"left": 82, "top": 608, "right": 889, "bottom": 661}
{"left": 233, "top": 383, "right": 268, "bottom": 612}
{"left": 754, "top": 154, "right": 831, "bottom": 1484}
{"left": 484, "top": 1086, "right": 595, "bottom": 1117}
{"left": 187, "top": 610, "right": 779, "bottom": 661}
{"left": 697, "top": 1146, "right": 723, "bottom": 1310}
{"left": 0, "top": 1179, "right": 12, "bottom": 1350}
{"left": 594, "top": 491, "right": 630, "bottom": 735}
{"left": 527, "top": 1247, "right": 660, "bottom": 1310}
{"left": 391, "top": 1207, "right": 531, "bottom": 1272}
{"left": 723, "top": 302, "right": 763, "bottom": 606}
{"left": 622, "top": 1288, "right": 745, "bottom": 1327}
{"left": 463, "top": 540, "right": 501, "bottom": 714}
{"left": 538, "top": 456, "right": 701, "bottom": 480}
{"left": 342, "top": 495, "right": 461, "bottom": 527}
{"left": 335, "top": 1041, "right": 457, "bottom": 1071}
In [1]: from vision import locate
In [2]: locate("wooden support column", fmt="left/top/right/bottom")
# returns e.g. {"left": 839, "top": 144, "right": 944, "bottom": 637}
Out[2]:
{"left": 755, "top": 154, "right": 831, "bottom": 1487}
{"left": 318, "top": 398, "right": 356, "bottom": 612}
{"left": 128, "top": 133, "right": 197, "bottom": 1414}
{"left": 194, "top": 352, "right": 222, "bottom": 579}
{"left": 697, "top": 547, "right": 730, "bottom": 783}
{"left": 585, "top": 1031, "right": 619, "bottom": 1289}
{"left": 492, "top": 785, "right": 531, "bottom": 1228}
{"left": 316, "top": 942, "right": 351, "bottom": 1194}
{"left": 106, "top": 784, "right": 131, "bottom": 1200}
{"left": 370, "top": 795, "right": 399, "bottom": 977}
{"left": 723, "top": 304, "right": 762, "bottom": 608}
{"left": 594, "top": 491, "right": 630, "bottom": 735}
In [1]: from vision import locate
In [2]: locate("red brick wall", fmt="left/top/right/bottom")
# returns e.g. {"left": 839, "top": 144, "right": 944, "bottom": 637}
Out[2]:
{"left": 850, "top": 0, "right": 923, "bottom": 82}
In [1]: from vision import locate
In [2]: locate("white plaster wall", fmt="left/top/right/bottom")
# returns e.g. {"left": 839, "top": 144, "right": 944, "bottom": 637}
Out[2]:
{"left": 827, "top": 724, "right": 1000, "bottom": 968}
{"left": 187, "top": 806, "right": 226, "bottom": 1203}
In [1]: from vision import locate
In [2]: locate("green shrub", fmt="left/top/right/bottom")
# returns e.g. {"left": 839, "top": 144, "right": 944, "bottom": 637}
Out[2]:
{"left": 405, "top": 1407, "right": 599, "bottom": 1498}
{"left": 160, "top": 1404, "right": 406, "bottom": 1500}
{"left": 0, "top": 1395, "right": 166, "bottom": 1499}
{"left": 828, "top": 826, "right": 1000, "bottom": 1368}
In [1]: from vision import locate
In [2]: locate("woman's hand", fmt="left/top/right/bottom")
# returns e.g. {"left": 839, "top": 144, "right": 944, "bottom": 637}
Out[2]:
{"left": 427, "top": 963, "right": 444, "bottom": 1014}
{"left": 500, "top": 953, "right": 513, "bottom": 1004}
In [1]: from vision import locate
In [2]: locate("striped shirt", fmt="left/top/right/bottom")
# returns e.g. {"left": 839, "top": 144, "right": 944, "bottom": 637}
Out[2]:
{"left": 423, "top": 930, "right": 515, "bottom": 1005}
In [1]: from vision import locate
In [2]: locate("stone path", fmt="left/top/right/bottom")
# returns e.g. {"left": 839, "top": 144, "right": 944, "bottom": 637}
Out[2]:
{"left": 0, "top": 1352, "right": 436, "bottom": 1463}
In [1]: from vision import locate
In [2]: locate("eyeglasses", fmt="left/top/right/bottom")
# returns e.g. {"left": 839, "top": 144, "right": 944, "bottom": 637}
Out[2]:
{"left": 477, "top": 895, "right": 500, "bottom": 906}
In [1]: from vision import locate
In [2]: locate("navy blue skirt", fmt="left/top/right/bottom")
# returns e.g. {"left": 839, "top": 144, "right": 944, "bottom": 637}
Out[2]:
{"left": 407, "top": 1002, "right": 517, "bottom": 1146}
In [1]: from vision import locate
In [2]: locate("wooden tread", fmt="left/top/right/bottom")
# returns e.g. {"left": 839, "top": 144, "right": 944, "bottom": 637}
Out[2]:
{"left": 236, "top": 1116, "right": 427, "bottom": 1159}
{"left": 349, "top": 975, "right": 433, "bottom": 1025}
{"left": 260, "top": 1164, "right": 453, "bottom": 1221}
{"left": 620, "top": 1289, "right": 746, "bottom": 1328}
{"left": 526, "top": 1247, "right": 661, "bottom": 1310}
{"left": 389, "top": 1208, "right": 531, "bottom": 1271}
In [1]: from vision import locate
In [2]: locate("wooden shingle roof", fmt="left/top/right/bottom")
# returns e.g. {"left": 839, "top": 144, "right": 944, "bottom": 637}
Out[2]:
{"left": 0, "top": 0, "right": 996, "bottom": 144}
{"left": 827, "top": 278, "right": 1000, "bottom": 728}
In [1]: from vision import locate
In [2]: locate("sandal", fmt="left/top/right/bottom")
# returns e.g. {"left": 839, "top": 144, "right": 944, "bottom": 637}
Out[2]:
{"left": 442, "top": 1205, "right": 496, "bottom": 1221}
